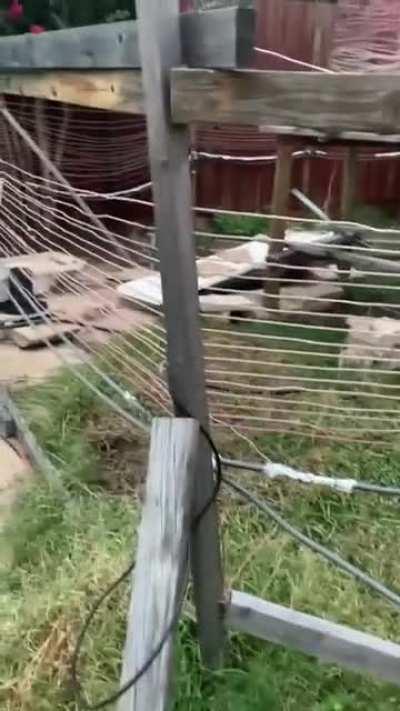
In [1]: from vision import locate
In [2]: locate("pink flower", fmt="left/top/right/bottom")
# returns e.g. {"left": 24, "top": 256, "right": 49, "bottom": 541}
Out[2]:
{"left": 7, "top": 0, "right": 23, "bottom": 22}
{"left": 29, "top": 24, "right": 45, "bottom": 34}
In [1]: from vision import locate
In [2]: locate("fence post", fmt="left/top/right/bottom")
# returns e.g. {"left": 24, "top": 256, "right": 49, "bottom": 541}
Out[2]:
{"left": 118, "top": 418, "right": 199, "bottom": 711}
{"left": 264, "top": 138, "right": 294, "bottom": 312}
{"left": 340, "top": 144, "right": 358, "bottom": 219}
{"left": 136, "top": 0, "right": 225, "bottom": 666}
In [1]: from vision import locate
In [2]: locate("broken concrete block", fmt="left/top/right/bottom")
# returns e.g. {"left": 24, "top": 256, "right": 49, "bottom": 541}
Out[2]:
{"left": 11, "top": 323, "right": 80, "bottom": 349}
{"left": 339, "top": 316, "right": 400, "bottom": 370}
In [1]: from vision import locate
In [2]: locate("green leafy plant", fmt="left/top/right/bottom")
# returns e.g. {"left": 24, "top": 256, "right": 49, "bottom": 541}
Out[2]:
{"left": 213, "top": 213, "right": 270, "bottom": 237}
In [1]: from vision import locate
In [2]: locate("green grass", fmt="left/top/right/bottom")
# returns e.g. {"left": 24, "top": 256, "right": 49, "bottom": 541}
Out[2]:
{"left": 2, "top": 369, "right": 400, "bottom": 709}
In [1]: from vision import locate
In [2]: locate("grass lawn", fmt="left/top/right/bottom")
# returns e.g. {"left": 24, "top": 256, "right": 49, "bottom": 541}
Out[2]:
{"left": 2, "top": 369, "right": 400, "bottom": 710}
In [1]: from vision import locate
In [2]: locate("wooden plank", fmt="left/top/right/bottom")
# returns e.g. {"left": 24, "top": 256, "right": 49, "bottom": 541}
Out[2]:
{"left": 259, "top": 125, "right": 400, "bottom": 144}
{"left": 181, "top": 6, "right": 255, "bottom": 69}
{"left": 11, "top": 323, "right": 80, "bottom": 349}
{"left": 118, "top": 418, "right": 199, "bottom": 711}
{"left": 137, "top": 0, "right": 225, "bottom": 666}
{"left": 0, "top": 9, "right": 255, "bottom": 70}
{"left": 227, "top": 590, "right": 400, "bottom": 686}
{"left": 0, "top": 70, "right": 144, "bottom": 113}
{"left": 171, "top": 70, "right": 400, "bottom": 134}
{"left": 2, "top": 389, "right": 59, "bottom": 484}
{"left": 284, "top": 236, "right": 400, "bottom": 275}
{"left": 0, "top": 399, "right": 15, "bottom": 438}
{"left": 0, "top": 21, "right": 141, "bottom": 70}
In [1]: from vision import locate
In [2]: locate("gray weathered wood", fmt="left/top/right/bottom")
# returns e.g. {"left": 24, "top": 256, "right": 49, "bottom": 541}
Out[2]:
{"left": 118, "top": 418, "right": 199, "bottom": 711}
{"left": 0, "top": 397, "right": 15, "bottom": 438}
{"left": 0, "top": 9, "right": 254, "bottom": 70}
{"left": 0, "top": 21, "right": 140, "bottom": 70}
{"left": 259, "top": 125, "right": 400, "bottom": 144}
{"left": 291, "top": 189, "right": 329, "bottom": 222}
{"left": 265, "top": 140, "right": 293, "bottom": 310}
{"left": 137, "top": 0, "right": 224, "bottom": 666}
{"left": 227, "top": 590, "right": 400, "bottom": 686}
{"left": 1, "top": 389, "right": 59, "bottom": 484}
{"left": 285, "top": 235, "right": 400, "bottom": 275}
{"left": 171, "top": 69, "right": 400, "bottom": 134}
{"left": 181, "top": 7, "right": 255, "bottom": 69}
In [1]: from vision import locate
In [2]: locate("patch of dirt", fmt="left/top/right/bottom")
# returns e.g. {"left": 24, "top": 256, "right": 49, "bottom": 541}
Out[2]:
{"left": 85, "top": 413, "right": 150, "bottom": 496}
{"left": 0, "top": 342, "right": 86, "bottom": 386}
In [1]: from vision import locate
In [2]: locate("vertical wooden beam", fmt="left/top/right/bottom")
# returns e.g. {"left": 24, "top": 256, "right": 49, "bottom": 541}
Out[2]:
{"left": 339, "top": 145, "right": 358, "bottom": 291}
{"left": 136, "top": 0, "right": 224, "bottom": 666}
{"left": 340, "top": 145, "right": 358, "bottom": 219}
{"left": 265, "top": 139, "right": 294, "bottom": 312}
{"left": 119, "top": 418, "right": 199, "bottom": 711}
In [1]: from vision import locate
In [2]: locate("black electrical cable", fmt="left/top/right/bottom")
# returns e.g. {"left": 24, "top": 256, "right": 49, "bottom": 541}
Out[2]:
{"left": 221, "top": 457, "right": 400, "bottom": 497}
{"left": 223, "top": 476, "right": 400, "bottom": 609}
{"left": 69, "top": 415, "right": 222, "bottom": 710}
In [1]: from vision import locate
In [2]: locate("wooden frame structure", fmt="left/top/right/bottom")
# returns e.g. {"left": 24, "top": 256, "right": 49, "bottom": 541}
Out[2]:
{"left": 2, "top": 2, "right": 400, "bottom": 708}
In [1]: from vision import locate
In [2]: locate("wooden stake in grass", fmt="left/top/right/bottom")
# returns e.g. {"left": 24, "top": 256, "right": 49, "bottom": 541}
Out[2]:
{"left": 118, "top": 418, "right": 198, "bottom": 711}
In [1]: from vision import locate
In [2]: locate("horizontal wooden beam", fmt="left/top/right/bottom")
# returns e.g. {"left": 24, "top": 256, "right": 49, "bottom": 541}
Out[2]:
{"left": 227, "top": 591, "right": 400, "bottom": 687}
{"left": 0, "top": 70, "right": 144, "bottom": 113}
{"left": 171, "top": 69, "right": 400, "bottom": 135}
{"left": 0, "top": 8, "right": 254, "bottom": 70}
{"left": 259, "top": 125, "right": 400, "bottom": 145}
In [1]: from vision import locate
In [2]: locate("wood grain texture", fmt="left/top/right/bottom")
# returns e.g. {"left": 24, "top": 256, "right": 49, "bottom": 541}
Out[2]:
{"left": 0, "top": 9, "right": 255, "bottom": 70}
{"left": 227, "top": 591, "right": 400, "bottom": 686}
{"left": 259, "top": 125, "right": 400, "bottom": 144}
{"left": 284, "top": 236, "right": 400, "bottom": 275}
{"left": 0, "top": 21, "right": 141, "bottom": 70}
{"left": 118, "top": 418, "right": 198, "bottom": 711}
{"left": 137, "top": 0, "right": 225, "bottom": 666}
{"left": 171, "top": 69, "right": 400, "bottom": 134}
{"left": 0, "top": 70, "right": 144, "bottom": 113}
{"left": 265, "top": 140, "right": 293, "bottom": 309}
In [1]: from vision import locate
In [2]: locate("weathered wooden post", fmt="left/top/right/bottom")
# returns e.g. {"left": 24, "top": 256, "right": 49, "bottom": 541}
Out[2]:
{"left": 136, "top": 0, "right": 225, "bottom": 666}
{"left": 340, "top": 144, "right": 358, "bottom": 219}
{"left": 264, "top": 139, "right": 294, "bottom": 313}
{"left": 339, "top": 144, "right": 359, "bottom": 292}
{"left": 119, "top": 418, "right": 199, "bottom": 711}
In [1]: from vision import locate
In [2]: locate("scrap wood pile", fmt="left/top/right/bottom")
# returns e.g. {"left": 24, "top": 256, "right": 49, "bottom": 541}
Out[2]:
{"left": 118, "top": 226, "right": 400, "bottom": 372}
{"left": 114, "top": 224, "right": 400, "bottom": 442}
{"left": 0, "top": 250, "right": 155, "bottom": 350}
{"left": 2, "top": 224, "right": 400, "bottom": 443}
